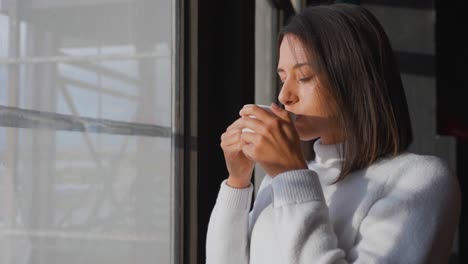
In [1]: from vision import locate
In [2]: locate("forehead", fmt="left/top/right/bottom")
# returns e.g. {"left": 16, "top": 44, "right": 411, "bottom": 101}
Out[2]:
{"left": 278, "top": 35, "right": 309, "bottom": 65}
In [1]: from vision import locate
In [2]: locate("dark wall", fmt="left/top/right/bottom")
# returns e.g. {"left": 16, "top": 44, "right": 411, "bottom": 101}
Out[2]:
{"left": 196, "top": 0, "right": 255, "bottom": 262}
{"left": 436, "top": 0, "right": 468, "bottom": 261}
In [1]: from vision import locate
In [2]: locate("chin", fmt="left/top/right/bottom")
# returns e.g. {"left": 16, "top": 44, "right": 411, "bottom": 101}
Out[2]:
{"left": 300, "top": 136, "right": 320, "bottom": 142}
{"left": 294, "top": 116, "right": 323, "bottom": 142}
{"left": 296, "top": 129, "right": 320, "bottom": 142}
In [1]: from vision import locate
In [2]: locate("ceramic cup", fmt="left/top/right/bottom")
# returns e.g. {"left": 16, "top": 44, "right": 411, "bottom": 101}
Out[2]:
{"left": 241, "top": 104, "right": 296, "bottom": 133}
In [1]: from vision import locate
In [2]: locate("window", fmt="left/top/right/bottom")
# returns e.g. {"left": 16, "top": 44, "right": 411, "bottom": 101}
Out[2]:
{"left": 0, "top": 1, "right": 181, "bottom": 263}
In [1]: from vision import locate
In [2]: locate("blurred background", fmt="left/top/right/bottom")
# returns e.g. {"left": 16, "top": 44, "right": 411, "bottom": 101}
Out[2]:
{"left": 0, "top": 0, "right": 466, "bottom": 263}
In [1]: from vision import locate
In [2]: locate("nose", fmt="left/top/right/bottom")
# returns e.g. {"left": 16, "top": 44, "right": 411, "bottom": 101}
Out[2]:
{"left": 278, "top": 79, "right": 298, "bottom": 107}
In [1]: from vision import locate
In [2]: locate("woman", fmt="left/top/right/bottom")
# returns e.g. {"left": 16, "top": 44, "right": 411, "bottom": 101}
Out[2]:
{"left": 207, "top": 3, "right": 460, "bottom": 264}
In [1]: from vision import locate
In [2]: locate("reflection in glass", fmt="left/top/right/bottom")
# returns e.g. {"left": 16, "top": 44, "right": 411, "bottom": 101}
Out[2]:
{"left": 1, "top": 128, "right": 172, "bottom": 263}
{"left": 0, "top": 0, "right": 176, "bottom": 263}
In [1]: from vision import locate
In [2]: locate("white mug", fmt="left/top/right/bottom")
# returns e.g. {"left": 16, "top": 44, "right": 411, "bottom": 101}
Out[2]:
{"left": 241, "top": 104, "right": 296, "bottom": 133}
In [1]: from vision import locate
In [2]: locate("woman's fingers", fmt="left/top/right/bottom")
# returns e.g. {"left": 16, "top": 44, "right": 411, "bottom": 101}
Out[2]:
{"left": 239, "top": 104, "right": 274, "bottom": 121}
{"left": 226, "top": 117, "right": 244, "bottom": 131}
{"left": 269, "top": 102, "right": 294, "bottom": 122}
{"left": 240, "top": 130, "right": 273, "bottom": 162}
{"left": 239, "top": 104, "right": 296, "bottom": 132}
{"left": 241, "top": 143, "right": 255, "bottom": 161}
{"left": 240, "top": 132, "right": 257, "bottom": 160}
{"left": 221, "top": 104, "right": 306, "bottom": 177}
{"left": 221, "top": 128, "right": 242, "bottom": 146}
{"left": 242, "top": 117, "right": 266, "bottom": 134}
{"left": 239, "top": 129, "right": 260, "bottom": 145}
{"left": 227, "top": 116, "right": 266, "bottom": 134}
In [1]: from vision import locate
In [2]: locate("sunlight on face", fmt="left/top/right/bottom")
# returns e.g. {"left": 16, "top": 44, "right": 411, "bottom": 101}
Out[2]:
{"left": 277, "top": 34, "right": 341, "bottom": 143}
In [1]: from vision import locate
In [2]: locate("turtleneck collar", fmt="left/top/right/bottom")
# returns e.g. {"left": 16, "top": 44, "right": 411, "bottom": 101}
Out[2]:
{"left": 313, "top": 138, "right": 344, "bottom": 165}
{"left": 311, "top": 138, "right": 344, "bottom": 185}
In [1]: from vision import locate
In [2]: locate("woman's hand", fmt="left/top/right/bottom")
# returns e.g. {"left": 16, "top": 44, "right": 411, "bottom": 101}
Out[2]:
{"left": 238, "top": 103, "right": 308, "bottom": 177}
{"left": 220, "top": 119, "right": 256, "bottom": 188}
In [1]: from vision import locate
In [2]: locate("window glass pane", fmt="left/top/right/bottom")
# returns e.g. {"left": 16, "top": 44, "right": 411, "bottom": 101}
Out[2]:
{"left": 0, "top": 128, "right": 171, "bottom": 263}
{"left": 0, "top": 14, "right": 9, "bottom": 105}
{"left": 0, "top": 1, "right": 173, "bottom": 125}
{"left": 0, "top": 55, "right": 171, "bottom": 125}
{"left": 0, "top": 0, "right": 177, "bottom": 263}
{"left": 0, "top": 1, "right": 172, "bottom": 58}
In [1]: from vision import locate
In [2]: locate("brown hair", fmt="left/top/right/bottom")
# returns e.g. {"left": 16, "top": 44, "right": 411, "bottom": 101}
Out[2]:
{"left": 278, "top": 4, "right": 413, "bottom": 182}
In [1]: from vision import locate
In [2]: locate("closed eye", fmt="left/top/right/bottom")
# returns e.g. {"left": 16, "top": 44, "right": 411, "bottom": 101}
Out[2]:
{"left": 278, "top": 77, "right": 285, "bottom": 85}
{"left": 298, "top": 76, "right": 314, "bottom": 83}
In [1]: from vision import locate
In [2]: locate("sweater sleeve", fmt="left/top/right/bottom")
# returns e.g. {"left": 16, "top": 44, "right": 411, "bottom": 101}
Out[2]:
{"left": 270, "top": 158, "right": 460, "bottom": 264}
{"left": 269, "top": 169, "right": 347, "bottom": 263}
{"left": 206, "top": 179, "right": 254, "bottom": 264}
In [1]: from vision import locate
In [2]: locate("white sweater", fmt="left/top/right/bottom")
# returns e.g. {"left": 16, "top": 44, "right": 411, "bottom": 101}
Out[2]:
{"left": 206, "top": 139, "right": 461, "bottom": 264}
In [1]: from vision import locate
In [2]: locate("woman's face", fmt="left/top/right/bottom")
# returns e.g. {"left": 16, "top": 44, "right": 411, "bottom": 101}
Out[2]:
{"left": 277, "top": 35, "right": 340, "bottom": 144}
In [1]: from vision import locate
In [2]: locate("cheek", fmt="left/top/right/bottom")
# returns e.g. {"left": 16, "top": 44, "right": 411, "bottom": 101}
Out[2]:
{"left": 301, "top": 89, "right": 328, "bottom": 117}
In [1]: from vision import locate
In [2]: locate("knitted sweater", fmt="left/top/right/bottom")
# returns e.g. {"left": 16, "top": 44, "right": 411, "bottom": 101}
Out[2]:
{"left": 206, "top": 139, "right": 461, "bottom": 264}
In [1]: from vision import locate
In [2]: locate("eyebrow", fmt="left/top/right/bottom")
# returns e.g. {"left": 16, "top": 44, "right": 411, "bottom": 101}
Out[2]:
{"left": 277, "top": 63, "right": 312, "bottom": 73}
